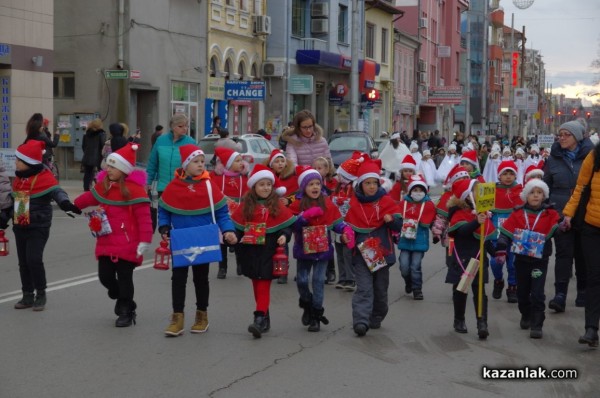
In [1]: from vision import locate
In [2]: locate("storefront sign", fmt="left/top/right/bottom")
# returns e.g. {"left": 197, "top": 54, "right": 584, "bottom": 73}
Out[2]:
{"left": 207, "top": 77, "right": 225, "bottom": 100}
{"left": 105, "top": 70, "right": 129, "bottom": 79}
{"left": 427, "top": 86, "right": 463, "bottom": 104}
{"left": 289, "top": 75, "right": 313, "bottom": 95}
{"left": 225, "top": 81, "right": 265, "bottom": 101}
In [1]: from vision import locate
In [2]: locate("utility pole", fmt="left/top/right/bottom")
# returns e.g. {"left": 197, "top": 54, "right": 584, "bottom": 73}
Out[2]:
{"left": 508, "top": 14, "right": 514, "bottom": 139}
{"left": 350, "top": 0, "right": 360, "bottom": 131}
{"left": 465, "top": 12, "right": 471, "bottom": 137}
{"left": 520, "top": 25, "right": 526, "bottom": 138}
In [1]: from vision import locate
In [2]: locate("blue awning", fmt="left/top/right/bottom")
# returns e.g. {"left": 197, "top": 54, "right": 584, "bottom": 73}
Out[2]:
{"left": 296, "top": 50, "right": 380, "bottom": 75}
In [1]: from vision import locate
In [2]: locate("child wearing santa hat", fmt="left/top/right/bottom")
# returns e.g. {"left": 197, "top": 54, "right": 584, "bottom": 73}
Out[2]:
{"left": 231, "top": 164, "right": 296, "bottom": 338}
{"left": 523, "top": 164, "right": 544, "bottom": 184}
{"left": 459, "top": 150, "right": 485, "bottom": 183}
{"left": 389, "top": 154, "right": 417, "bottom": 202}
{"left": 446, "top": 178, "right": 495, "bottom": 339}
{"left": 74, "top": 142, "right": 152, "bottom": 327}
{"left": 330, "top": 152, "right": 364, "bottom": 291}
{"left": 495, "top": 179, "right": 560, "bottom": 339}
{"left": 397, "top": 175, "right": 436, "bottom": 300}
{"left": 7, "top": 140, "right": 81, "bottom": 312}
{"left": 344, "top": 158, "right": 402, "bottom": 336}
{"left": 289, "top": 166, "right": 354, "bottom": 332}
{"left": 489, "top": 160, "right": 524, "bottom": 304}
{"left": 209, "top": 146, "right": 249, "bottom": 279}
{"left": 158, "top": 144, "right": 238, "bottom": 337}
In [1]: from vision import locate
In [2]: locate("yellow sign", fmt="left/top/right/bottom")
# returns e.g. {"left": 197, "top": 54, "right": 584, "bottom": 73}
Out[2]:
{"left": 475, "top": 182, "right": 496, "bottom": 213}
{"left": 207, "top": 77, "right": 225, "bottom": 100}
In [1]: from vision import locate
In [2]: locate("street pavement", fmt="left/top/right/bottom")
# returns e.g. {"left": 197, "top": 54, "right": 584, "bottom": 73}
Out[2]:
{"left": 0, "top": 180, "right": 599, "bottom": 397}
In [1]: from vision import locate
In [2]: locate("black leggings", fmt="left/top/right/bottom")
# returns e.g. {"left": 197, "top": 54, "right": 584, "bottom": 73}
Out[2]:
{"left": 98, "top": 256, "right": 136, "bottom": 301}
{"left": 171, "top": 265, "right": 209, "bottom": 312}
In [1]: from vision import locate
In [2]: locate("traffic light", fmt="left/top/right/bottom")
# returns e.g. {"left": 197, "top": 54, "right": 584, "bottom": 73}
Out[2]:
{"left": 557, "top": 111, "right": 562, "bottom": 116}
{"left": 572, "top": 109, "right": 577, "bottom": 116}
{"left": 366, "top": 89, "right": 380, "bottom": 101}
{"left": 586, "top": 111, "right": 591, "bottom": 119}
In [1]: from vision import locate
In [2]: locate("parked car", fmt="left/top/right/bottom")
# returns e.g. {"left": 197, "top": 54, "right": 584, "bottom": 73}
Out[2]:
{"left": 327, "top": 131, "right": 379, "bottom": 168}
{"left": 197, "top": 133, "right": 276, "bottom": 172}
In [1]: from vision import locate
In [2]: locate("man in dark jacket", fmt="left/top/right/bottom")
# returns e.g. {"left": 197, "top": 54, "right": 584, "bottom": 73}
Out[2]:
{"left": 543, "top": 120, "right": 594, "bottom": 312}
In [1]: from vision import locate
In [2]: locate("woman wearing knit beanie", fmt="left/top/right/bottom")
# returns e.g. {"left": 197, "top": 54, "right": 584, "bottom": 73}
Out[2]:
{"left": 543, "top": 120, "right": 594, "bottom": 313}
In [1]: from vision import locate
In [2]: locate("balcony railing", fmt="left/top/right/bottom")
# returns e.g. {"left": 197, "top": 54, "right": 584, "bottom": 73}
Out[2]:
{"left": 300, "top": 38, "right": 328, "bottom": 51}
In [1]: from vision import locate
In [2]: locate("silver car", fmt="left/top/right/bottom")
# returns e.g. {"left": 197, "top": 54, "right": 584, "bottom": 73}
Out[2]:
{"left": 197, "top": 133, "right": 276, "bottom": 171}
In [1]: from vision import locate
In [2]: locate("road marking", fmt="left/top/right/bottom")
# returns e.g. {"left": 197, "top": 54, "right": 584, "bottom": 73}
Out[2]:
{"left": 0, "top": 261, "right": 155, "bottom": 305}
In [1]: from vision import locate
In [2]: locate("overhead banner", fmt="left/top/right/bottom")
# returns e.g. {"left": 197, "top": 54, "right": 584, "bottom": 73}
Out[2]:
{"left": 427, "top": 86, "right": 462, "bottom": 104}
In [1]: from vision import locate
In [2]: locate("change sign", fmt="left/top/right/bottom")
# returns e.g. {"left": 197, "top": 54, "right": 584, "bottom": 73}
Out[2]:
{"left": 475, "top": 182, "right": 496, "bottom": 213}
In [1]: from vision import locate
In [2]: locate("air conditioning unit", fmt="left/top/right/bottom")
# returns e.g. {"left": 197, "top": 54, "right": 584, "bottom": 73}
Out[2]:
{"left": 254, "top": 15, "right": 271, "bottom": 35}
{"left": 311, "top": 19, "right": 328, "bottom": 34}
{"left": 418, "top": 59, "right": 427, "bottom": 72}
{"left": 311, "top": 2, "right": 329, "bottom": 18}
{"left": 418, "top": 72, "right": 427, "bottom": 84}
{"left": 419, "top": 18, "right": 428, "bottom": 29}
{"left": 262, "top": 62, "right": 284, "bottom": 77}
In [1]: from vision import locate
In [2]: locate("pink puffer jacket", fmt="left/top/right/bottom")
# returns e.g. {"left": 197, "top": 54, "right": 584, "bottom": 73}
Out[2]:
{"left": 74, "top": 170, "right": 153, "bottom": 265}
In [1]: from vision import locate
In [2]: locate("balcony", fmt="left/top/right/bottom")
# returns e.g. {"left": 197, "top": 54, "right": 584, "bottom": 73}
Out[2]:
{"left": 489, "top": 44, "right": 503, "bottom": 61}
{"left": 490, "top": 9, "right": 504, "bottom": 28}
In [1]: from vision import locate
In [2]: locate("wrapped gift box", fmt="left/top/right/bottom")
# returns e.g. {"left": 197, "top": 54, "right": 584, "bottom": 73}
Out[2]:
{"left": 456, "top": 258, "right": 480, "bottom": 293}
{"left": 302, "top": 225, "right": 328, "bottom": 254}
{"left": 170, "top": 224, "right": 222, "bottom": 267}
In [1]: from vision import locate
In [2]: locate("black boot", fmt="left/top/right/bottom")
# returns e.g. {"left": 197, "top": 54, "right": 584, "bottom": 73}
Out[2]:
{"left": 14, "top": 291, "right": 35, "bottom": 309}
{"left": 492, "top": 279, "right": 504, "bottom": 300}
{"left": 529, "top": 311, "right": 545, "bottom": 339}
{"left": 32, "top": 290, "right": 46, "bottom": 312}
{"left": 578, "top": 327, "right": 599, "bottom": 347}
{"left": 549, "top": 282, "right": 568, "bottom": 312}
{"left": 262, "top": 311, "right": 270, "bottom": 333}
{"left": 404, "top": 275, "right": 413, "bottom": 294}
{"left": 115, "top": 300, "right": 137, "bottom": 327}
{"left": 248, "top": 311, "right": 266, "bottom": 338}
{"left": 520, "top": 313, "right": 531, "bottom": 330}
{"left": 453, "top": 289, "right": 468, "bottom": 333}
{"left": 474, "top": 295, "right": 489, "bottom": 340}
{"left": 506, "top": 285, "right": 518, "bottom": 303}
{"left": 217, "top": 266, "right": 227, "bottom": 279}
{"left": 299, "top": 297, "right": 312, "bottom": 326}
{"left": 308, "top": 307, "right": 329, "bottom": 332}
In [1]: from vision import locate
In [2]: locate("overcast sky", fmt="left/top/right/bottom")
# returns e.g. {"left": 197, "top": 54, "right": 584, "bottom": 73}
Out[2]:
{"left": 500, "top": 0, "right": 600, "bottom": 104}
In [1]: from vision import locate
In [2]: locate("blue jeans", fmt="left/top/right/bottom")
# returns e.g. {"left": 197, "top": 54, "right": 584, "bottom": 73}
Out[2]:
{"left": 296, "top": 259, "right": 328, "bottom": 309}
{"left": 490, "top": 242, "right": 516, "bottom": 285}
{"left": 399, "top": 250, "right": 424, "bottom": 290}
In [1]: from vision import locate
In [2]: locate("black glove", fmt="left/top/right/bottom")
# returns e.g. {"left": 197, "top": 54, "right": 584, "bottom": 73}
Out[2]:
{"left": 59, "top": 201, "right": 82, "bottom": 215}
{"left": 432, "top": 236, "right": 440, "bottom": 244}
{"left": 158, "top": 225, "right": 171, "bottom": 237}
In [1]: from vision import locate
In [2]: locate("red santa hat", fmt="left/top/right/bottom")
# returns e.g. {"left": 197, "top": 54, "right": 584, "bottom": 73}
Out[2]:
{"left": 214, "top": 147, "right": 240, "bottom": 170}
{"left": 268, "top": 149, "right": 286, "bottom": 167}
{"left": 296, "top": 165, "right": 322, "bottom": 192}
{"left": 524, "top": 164, "right": 544, "bottom": 182}
{"left": 179, "top": 144, "right": 204, "bottom": 170}
{"left": 459, "top": 150, "right": 479, "bottom": 169}
{"left": 407, "top": 175, "right": 428, "bottom": 193}
{"left": 520, "top": 179, "right": 549, "bottom": 202}
{"left": 106, "top": 142, "right": 138, "bottom": 174}
{"left": 443, "top": 164, "right": 469, "bottom": 189}
{"left": 337, "top": 151, "right": 367, "bottom": 182}
{"left": 497, "top": 160, "right": 518, "bottom": 176}
{"left": 16, "top": 140, "right": 46, "bottom": 165}
{"left": 247, "top": 164, "right": 275, "bottom": 189}
{"left": 355, "top": 158, "right": 382, "bottom": 186}
{"left": 451, "top": 178, "right": 477, "bottom": 201}
{"left": 400, "top": 154, "right": 417, "bottom": 171}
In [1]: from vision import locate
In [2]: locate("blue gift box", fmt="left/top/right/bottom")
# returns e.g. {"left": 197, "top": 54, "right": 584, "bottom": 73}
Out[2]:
{"left": 511, "top": 228, "right": 545, "bottom": 259}
{"left": 170, "top": 224, "right": 222, "bottom": 267}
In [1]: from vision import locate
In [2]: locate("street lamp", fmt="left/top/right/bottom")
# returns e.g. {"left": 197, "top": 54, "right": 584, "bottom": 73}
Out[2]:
{"left": 512, "top": 0, "right": 535, "bottom": 9}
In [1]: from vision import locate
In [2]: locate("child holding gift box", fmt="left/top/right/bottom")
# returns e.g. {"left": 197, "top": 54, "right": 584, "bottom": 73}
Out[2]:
{"left": 74, "top": 143, "right": 152, "bottom": 327}
{"left": 209, "top": 146, "right": 249, "bottom": 279}
{"left": 446, "top": 178, "right": 495, "bottom": 339}
{"left": 344, "top": 158, "right": 402, "bottom": 337}
{"left": 158, "top": 144, "right": 237, "bottom": 337}
{"left": 231, "top": 164, "right": 296, "bottom": 338}
{"left": 289, "top": 166, "right": 354, "bottom": 332}
{"left": 495, "top": 179, "right": 559, "bottom": 339}
{"left": 397, "top": 175, "right": 436, "bottom": 300}
{"left": 489, "top": 160, "right": 524, "bottom": 303}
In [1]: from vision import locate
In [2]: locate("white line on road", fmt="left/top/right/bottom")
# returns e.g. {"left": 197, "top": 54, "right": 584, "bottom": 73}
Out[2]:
{"left": 0, "top": 261, "right": 155, "bottom": 305}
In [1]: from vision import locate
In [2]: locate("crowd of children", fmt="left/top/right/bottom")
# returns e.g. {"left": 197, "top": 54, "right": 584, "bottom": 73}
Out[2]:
{"left": 0, "top": 130, "right": 581, "bottom": 344}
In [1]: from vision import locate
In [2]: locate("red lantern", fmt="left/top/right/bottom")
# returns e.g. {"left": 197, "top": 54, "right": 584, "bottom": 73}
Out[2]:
{"left": 154, "top": 240, "right": 171, "bottom": 270}
{"left": 272, "top": 246, "right": 289, "bottom": 277}
{"left": 0, "top": 230, "right": 8, "bottom": 256}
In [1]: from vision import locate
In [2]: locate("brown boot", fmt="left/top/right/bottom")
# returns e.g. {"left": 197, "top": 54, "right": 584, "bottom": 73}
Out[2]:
{"left": 164, "top": 313, "right": 184, "bottom": 337}
{"left": 190, "top": 310, "right": 209, "bottom": 333}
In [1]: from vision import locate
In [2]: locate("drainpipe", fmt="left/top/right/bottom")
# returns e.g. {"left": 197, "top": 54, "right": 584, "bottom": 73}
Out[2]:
{"left": 118, "top": 0, "right": 125, "bottom": 69}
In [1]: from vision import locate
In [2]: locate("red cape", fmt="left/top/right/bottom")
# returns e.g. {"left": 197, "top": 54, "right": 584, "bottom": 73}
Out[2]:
{"left": 494, "top": 183, "right": 523, "bottom": 213}
{"left": 209, "top": 172, "right": 249, "bottom": 201}
{"left": 12, "top": 169, "right": 59, "bottom": 198}
{"left": 289, "top": 196, "right": 343, "bottom": 229}
{"left": 500, "top": 207, "right": 560, "bottom": 240}
{"left": 231, "top": 200, "right": 296, "bottom": 234}
{"left": 159, "top": 175, "right": 227, "bottom": 215}
{"left": 435, "top": 191, "right": 453, "bottom": 217}
{"left": 398, "top": 199, "right": 437, "bottom": 227}
{"left": 448, "top": 208, "right": 496, "bottom": 240}
{"left": 344, "top": 194, "right": 400, "bottom": 233}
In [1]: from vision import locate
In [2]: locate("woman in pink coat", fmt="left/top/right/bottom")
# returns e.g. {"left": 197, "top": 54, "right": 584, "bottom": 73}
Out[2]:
{"left": 74, "top": 143, "right": 153, "bottom": 327}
